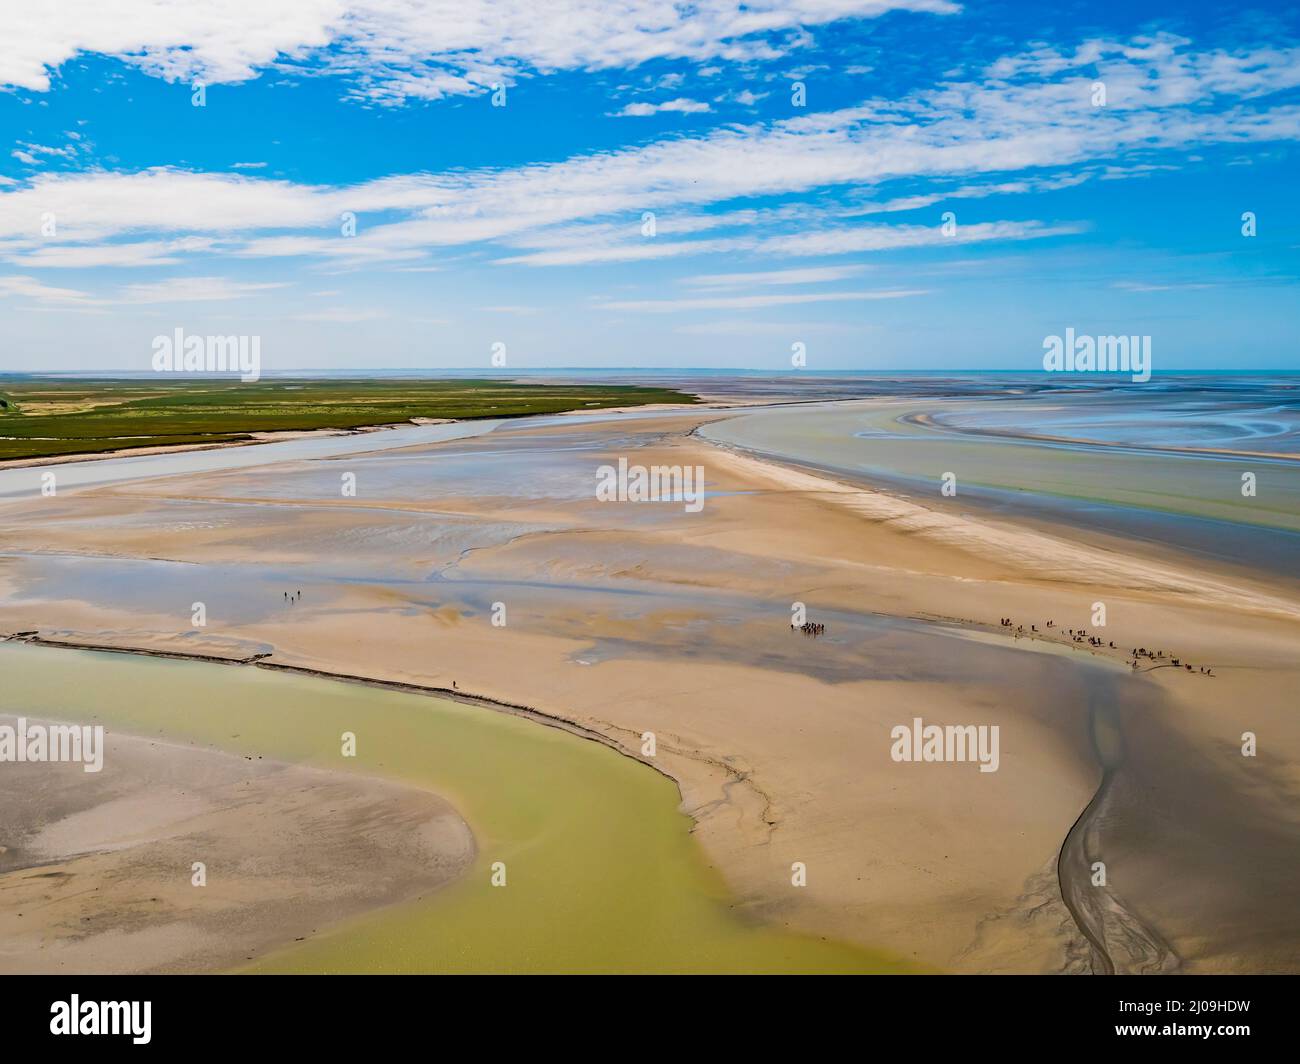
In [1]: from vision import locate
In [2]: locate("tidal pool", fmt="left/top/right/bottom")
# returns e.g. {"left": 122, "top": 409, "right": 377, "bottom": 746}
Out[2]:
{"left": 0, "top": 642, "right": 908, "bottom": 973}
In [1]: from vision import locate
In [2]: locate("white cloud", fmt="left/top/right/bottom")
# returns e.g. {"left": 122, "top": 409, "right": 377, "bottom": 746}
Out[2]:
{"left": 10, "top": 237, "right": 217, "bottom": 269}
{"left": 495, "top": 239, "right": 735, "bottom": 267}
{"left": 2, "top": 1, "right": 956, "bottom": 101}
{"left": 13, "top": 140, "right": 79, "bottom": 160}
{"left": 613, "top": 97, "right": 712, "bottom": 117}
{"left": 496, "top": 216, "right": 1079, "bottom": 266}
{"left": 1113, "top": 280, "right": 1217, "bottom": 292}
{"left": 0, "top": 273, "right": 285, "bottom": 306}
{"left": 760, "top": 220, "right": 1084, "bottom": 257}
{"left": 684, "top": 265, "right": 867, "bottom": 286}
{"left": 0, "top": 33, "right": 1295, "bottom": 276}
{"left": 596, "top": 289, "right": 926, "bottom": 312}
{"left": 0, "top": 274, "right": 98, "bottom": 305}
{"left": 0, "top": 169, "right": 335, "bottom": 244}
{"left": 116, "top": 276, "right": 288, "bottom": 303}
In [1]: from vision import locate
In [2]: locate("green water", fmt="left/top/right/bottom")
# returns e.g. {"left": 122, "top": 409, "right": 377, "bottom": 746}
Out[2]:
{"left": 0, "top": 643, "right": 907, "bottom": 973}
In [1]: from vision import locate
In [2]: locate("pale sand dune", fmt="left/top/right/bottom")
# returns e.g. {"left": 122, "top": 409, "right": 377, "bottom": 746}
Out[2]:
{"left": 0, "top": 722, "right": 474, "bottom": 974}
{"left": 1, "top": 409, "right": 1296, "bottom": 972}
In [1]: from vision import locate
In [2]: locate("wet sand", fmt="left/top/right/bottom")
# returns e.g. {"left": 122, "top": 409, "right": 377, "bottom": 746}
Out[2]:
{"left": 0, "top": 716, "right": 473, "bottom": 974}
{"left": 1, "top": 403, "right": 1297, "bottom": 972}
{"left": 701, "top": 398, "right": 1300, "bottom": 578}
{"left": 0, "top": 644, "right": 907, "bottom": 974}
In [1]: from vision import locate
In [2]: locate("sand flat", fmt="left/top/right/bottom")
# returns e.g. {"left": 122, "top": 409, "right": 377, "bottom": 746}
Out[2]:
{"left": 1, "top": 407, "right": 1297, "bottom": 972}
{"left": 0, "top": 720, "right": 474, "bottom": 974}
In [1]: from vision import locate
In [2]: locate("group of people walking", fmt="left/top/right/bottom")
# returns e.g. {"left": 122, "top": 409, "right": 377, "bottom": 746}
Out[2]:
{"left": 998, "top": 616, "right": 1214, "bottom": 676}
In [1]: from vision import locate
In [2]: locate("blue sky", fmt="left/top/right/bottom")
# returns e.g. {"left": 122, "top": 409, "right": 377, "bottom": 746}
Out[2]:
{"left": 1, "top": 0, "right": 1297, "bottom": 373}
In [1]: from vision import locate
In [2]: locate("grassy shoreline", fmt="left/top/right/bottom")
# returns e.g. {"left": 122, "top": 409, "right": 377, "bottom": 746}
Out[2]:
{"left": 0, "top": 377, "right": 697, "bottom": 462}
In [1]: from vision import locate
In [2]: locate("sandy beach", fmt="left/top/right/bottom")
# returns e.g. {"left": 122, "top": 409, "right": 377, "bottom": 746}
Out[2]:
{"left": 2, "top": 403, "right": 1297, "bottom": 973}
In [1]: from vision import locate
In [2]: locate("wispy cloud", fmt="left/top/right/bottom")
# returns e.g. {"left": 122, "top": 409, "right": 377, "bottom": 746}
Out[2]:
{"left": 116, "top": 277, "right": 288, "bottom": 304}
{"left": 1112, "top": 280, "right": 1220, "bottom": 292}
{"left": 9, "top": 238, "right": 218, "bottom": 269}
{"left": 684, "top": 266, "right": 868, "bottom": 287}
{"left": 675, "top": 318, "right": 849, "bottom": 335}
{"left": 0, "top": 274, "right": 286, "bottom": 307}
{"left": 596, "top": 289, "right": 927, "bottom": 312}
{"left": 0, "top": 274, "right": 98, "bottom": 306}
{"left": 761, "top": 220, "right": 1085, "bottom": 257}
{"left": 292, "top": 306, "right": 386, "bottom": 322}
